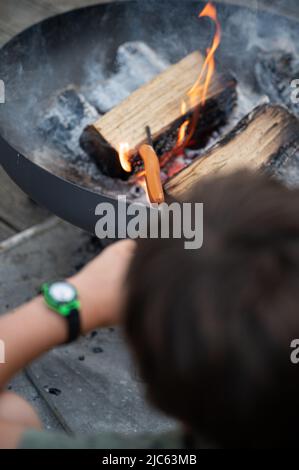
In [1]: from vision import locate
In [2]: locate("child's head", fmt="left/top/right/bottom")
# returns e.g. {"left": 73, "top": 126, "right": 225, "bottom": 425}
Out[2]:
{"left": 124, "top": 170, "right": 299, "bottom": 448}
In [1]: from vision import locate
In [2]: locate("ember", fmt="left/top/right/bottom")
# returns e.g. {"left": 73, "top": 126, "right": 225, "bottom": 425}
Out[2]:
{"left": 118, "top": 2, "right": 223, "bottom": 202}
{"left": 5, "top": 0, "right": 299, "bottom": 231}
{"left": 81, "top": 2, "right": 238, "bottom": 203}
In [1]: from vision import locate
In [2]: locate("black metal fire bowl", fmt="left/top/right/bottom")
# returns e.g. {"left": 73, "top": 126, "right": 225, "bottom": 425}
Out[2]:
{"left": 0, "top": 0, "right": 298, "bottom": 235}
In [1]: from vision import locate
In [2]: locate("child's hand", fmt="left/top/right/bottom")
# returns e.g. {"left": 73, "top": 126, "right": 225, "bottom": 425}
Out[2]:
{"left": 70, "top": 239, "right": 136, "bottom": 333}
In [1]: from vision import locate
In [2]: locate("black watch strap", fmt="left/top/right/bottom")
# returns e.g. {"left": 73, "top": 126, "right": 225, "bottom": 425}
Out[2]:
{"left": 66, "top": 308, "right": 81, "bottom": 344}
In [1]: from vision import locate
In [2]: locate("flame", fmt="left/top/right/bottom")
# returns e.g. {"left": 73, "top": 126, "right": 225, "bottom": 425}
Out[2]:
{"left": 117, "top": 2, "right": 222, "bottom": 196}
{"left": 118, "top": 143, "right": 132, "bottom": 173}
{"left": 177, "top": 101, "right": 190, "bottom": 146}
{"left": 135, "top": 176, "right": 150, "bottom": 201}
{"left": 176, "top": 2, "right": 221, "bottom": 150}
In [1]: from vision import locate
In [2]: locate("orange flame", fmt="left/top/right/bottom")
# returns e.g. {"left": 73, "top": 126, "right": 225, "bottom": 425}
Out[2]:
{"left": 177, "top": 101, "right": 190, "bottom": 146}
{"left": 118, "top": 143, "right": 132, "bottom": 173}
{"left": 176, "top": 2, "right": 221, "bottom": 150}
{"left": 117, "top": 2, "right": 221, "bottom": 198}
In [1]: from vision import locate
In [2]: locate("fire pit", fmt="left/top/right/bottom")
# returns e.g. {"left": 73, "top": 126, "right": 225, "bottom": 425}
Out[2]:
{"left": 1, "top": 0, "right": 299, "bottom": 233}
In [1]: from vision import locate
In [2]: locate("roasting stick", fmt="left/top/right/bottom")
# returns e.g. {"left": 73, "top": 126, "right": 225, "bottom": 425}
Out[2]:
{"left": 145, "top": 125, "right": 154, "bottom": 147}
{"left": 138, "top": 126, "right": 165, "bottom": 204}
{"left": 139, "top": 144, "right": 165, "bottom": 204}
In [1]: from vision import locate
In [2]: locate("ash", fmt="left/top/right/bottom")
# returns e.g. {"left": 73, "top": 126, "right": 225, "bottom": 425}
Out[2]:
{"left": 255, "top": 50, "right": 299, "bottom": 117}
{"left": 36, "top": 9, "right": 299, "bottom": 200}
{"left": 84, "top": 42, "right": 167, "bottom": 114}
{"left": 36, "top": 42, "right": 168, "bottom": 201}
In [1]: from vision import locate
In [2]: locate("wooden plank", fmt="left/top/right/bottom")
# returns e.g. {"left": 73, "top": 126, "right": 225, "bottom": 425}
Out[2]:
{"left": 0, "top": 218, "right": 173, "bottom": 434}
{"left": 28, "top": 328, "right": 174, "bottom": 435}
{"left": 0, "top": 0, "right": 173, "bottom": 437}
{"left": 0, "top": 217, "right": 100, "bottom": 430}
{"left": 0, "top": 218, "right": 97, "bottom": 312}
{"left": 90, "top": 50, "right": 235, "bottom": 153}
{"left": 9, "top": 371, "right": 63, "bottom": 431}
{"left": 165, "top": 104, "right": 299, "bottom": 199}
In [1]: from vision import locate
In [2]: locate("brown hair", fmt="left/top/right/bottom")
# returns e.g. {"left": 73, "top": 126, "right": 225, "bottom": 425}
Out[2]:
{"left": 124, "top": 170, "right": 299, "bottom": 448}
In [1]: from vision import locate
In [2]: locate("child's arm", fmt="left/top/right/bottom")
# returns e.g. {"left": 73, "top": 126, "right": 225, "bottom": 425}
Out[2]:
{"left": 0, "top": 239, "right": 136, "bottom": 448}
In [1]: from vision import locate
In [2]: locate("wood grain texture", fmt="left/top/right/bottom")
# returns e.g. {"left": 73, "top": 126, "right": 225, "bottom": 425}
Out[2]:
{"left": 28, "top": 328, "right": 174, "bottom": 435}
{"left": 91, "top": 51, "right": 236, "bottom": 156}
{"left": 0, "top": 217, "right": 173, "bottom": 434}
{"left": 0, "top": 1, "right": 297, "bottom": 235}
{"left": 166, "top": 104, "right": 299, "bottom": 199}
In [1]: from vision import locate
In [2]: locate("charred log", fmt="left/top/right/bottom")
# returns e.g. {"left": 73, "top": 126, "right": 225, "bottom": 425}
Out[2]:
{"left": 80, "top": 51, "right": 237, "bottom": 180}
{"left": 165, "top": 104, "right": 299, "bottom": 200}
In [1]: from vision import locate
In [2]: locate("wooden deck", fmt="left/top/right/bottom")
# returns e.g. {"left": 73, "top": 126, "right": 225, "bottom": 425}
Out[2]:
{"left": 0, "top": 0, "right": 173, "bottom": 435}
{"left": 0, "top": 218, "right": 174, "bottom": 434}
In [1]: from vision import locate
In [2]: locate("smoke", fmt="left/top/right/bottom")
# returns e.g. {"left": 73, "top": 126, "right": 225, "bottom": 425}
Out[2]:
{"left": 0, "top": 0, "right": 299, "bottom": 197}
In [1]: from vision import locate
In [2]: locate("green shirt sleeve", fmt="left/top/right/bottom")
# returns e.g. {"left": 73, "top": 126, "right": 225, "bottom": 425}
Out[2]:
{"left": 19, "top": 429, "right": 184, "bottom": 450}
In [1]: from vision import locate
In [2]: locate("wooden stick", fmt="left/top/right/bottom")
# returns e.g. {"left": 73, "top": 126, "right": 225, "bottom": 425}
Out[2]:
{"left": 165, "top": 104, "right": 299, "bottom": 200}
{"left": 139, "top": 144, "right": 165, "bottom": 204}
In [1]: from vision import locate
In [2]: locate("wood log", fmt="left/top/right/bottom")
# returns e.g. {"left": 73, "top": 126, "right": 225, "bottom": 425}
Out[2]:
{"left": 80, "top": 51, "right": 237, "bottom": 179}
{"left": 165, "top": 104, "right": 299, "bottom": 200}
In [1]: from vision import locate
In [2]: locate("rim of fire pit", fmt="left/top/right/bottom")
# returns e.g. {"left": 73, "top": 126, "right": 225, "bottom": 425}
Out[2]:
{"left": 0, "top": 0, "right": 298, "bottom": 235}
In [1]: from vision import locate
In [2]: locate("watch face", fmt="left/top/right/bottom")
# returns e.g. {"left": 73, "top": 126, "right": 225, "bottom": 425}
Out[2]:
{"left": 48, "top": 282, "right": 76, "bottom": 303}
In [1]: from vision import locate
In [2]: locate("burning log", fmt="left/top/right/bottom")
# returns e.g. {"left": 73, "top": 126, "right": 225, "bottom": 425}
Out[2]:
{"left": 165, "top": 104, "right": 299, "bottom": 200}
{"left": 80, "top": 51, "right": 237, "bottom": 180}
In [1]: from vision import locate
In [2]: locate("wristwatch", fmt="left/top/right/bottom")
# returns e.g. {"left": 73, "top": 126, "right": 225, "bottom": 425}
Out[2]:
{"left": 41, "top": 281, "right": 81, "bottom": 343}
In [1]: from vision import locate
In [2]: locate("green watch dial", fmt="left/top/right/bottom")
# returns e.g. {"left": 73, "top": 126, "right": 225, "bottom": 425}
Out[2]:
{"left": 41, "top": 282, "right": 81, "bottom": 317}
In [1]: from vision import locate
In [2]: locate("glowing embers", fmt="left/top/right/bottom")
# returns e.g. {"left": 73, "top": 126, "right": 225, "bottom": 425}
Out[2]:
{"left": 81, "top": 3, "right": 237, "bottom": 203}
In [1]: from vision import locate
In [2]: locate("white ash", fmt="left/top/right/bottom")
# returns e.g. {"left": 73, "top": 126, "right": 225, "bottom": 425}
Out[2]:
{"left": 34, "top": 25, "right": 299, "bottom": 202}
{"left": 35, "top": 41, "right": 169, "bottom": 201}
{"left": 82, "top": 42, "right": 168, "bottom": 114}
{"left": 35, "top": 37, "right": 266, "bottom": 198}
{"left": 255, "top": 49, "right": 299, "bottom": 118}
{"left": 38, "top": 87, "right": 98, "bottom": 157}
{"left": 275, "top": 161, "right": 299, "bottom": 189}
